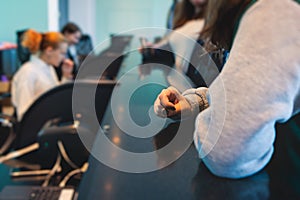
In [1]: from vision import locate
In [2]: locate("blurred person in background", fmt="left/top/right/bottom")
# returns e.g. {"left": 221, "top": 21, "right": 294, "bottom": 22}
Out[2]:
{"left": 12, "top": 29, "right": 73, "bottom": 120}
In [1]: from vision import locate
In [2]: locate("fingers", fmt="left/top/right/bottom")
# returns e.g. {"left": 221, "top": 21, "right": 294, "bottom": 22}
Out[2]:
{"left": 61, "top": 59, "right": 74, "bottom": 79}
{"left": 154, "top": 87, "right": 183, "bottom": 118}
{"left": 144, "top": 41, "right": 153, "bottom": 47}
{"left": 159, "top": 89, "right": 176, "bottom": 110}
{"left": 138, "top": 47, "right": 143, "bottom": 53}
{"left": 154, "top": 96, "right": 168, "bottom": 118}
{"left": 159, "top": 86, "right": 183, "bottom": 108}
{"left": 154, "top": 87, "right": 194, "bottom": 119}
{"left": 63, "top": 59, "right": 74, "bottom": 68}
{"left": 168, "top": 86, "right": 184, "bottom": 101}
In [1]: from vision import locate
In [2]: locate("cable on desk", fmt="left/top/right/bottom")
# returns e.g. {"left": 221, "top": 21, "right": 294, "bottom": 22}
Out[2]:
{"left": 10, "top": 166, "right": 62, "bottom": 178}
{"left": 0, "top": 143, "right": 39, "bottom": 163}
{"left": 59, "top": 162, "right": 89, "bottom": 187}
{"left": 11, "top": 169, "right": 52, "bottom": 177}
{"left": 42, "top": 152, "right": 61, "bottom": 187}
{"left": 57, "top": 140, "right": 79, "bottom": 169}
{"left": 0, "top": 118, "right": 15, "bottom": 155}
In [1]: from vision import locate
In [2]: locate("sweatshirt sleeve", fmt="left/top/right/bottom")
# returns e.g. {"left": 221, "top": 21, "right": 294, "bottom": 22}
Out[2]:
{"left": 193, "top": 0, "right": 300, "bottom": 178}
{"left": 182, "top": 87, "right": 209, "bottom": 115}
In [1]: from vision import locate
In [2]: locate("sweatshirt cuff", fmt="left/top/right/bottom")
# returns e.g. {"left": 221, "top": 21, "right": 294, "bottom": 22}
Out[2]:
{"left": 182, "top": 87, "right": 209, "bottom": 115}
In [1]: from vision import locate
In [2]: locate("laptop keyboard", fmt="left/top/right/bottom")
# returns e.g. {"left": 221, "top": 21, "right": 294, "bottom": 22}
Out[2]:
{"left": 0, "top": 186, "right": 75, "bottom": 200}
{"left": 30, "top": 187, "right": 63, "bottom": 200}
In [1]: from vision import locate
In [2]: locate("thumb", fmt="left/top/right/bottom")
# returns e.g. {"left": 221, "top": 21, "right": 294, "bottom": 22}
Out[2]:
{"left": 167, "top": 86, "right": 184, "bottom": 101}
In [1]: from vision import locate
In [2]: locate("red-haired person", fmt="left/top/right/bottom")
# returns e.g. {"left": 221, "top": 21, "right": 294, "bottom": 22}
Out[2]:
{"left": 12, "top": 29, "right": 73, "bottom": 120}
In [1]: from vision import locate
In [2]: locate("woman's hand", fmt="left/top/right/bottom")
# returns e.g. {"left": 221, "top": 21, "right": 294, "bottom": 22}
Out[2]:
{"left": 138, "top": 40, "right": 163, "bottom": 56}
{"left": 138, "top": 41, "right": 155, "bottom": 53}
{"left": 62, "top": 58, "right": 74, "bottom": 79}
{"left": 154, "top": 86, "right": 192, "bottom": 119}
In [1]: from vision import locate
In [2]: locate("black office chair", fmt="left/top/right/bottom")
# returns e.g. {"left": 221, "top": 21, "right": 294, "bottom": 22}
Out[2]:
{"left": 16, "top": 29, "right": 30, "bottom": 65}
{"left": 0, "top": 80, "right": 116, "bottom": 165}
{"left": 75, "top": 34, "right": 132, "bottom": 80}
{"left": 76, "top": 34, "right": 94, "bottom": 65}
{"left": 109, "top": 34, "right": 133, "bottom": 52}
{"left": 76, "top": 34, "right": 94, "bottom": 56}
{"left": 77, "top": 52, "right": 125, "bottom": 80}
{"left": 141, "top": 42, "right": 175, "bottom": 68}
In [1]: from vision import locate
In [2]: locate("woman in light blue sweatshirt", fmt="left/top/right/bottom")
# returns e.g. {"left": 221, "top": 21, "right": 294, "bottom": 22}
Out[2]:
{"left": 154, "top": 0, "right": 300, "bottom": 178}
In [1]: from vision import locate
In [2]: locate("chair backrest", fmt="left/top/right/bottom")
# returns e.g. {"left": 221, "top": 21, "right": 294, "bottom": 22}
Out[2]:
{"left": 76, "top": 34, "right": 94, "bottom": 57}
{"left": 15, "top": 80, "right": 116, "bottom": 149}
{"left": 109, "top": 34, "right": 133, "bottom": 52}
{"left": 141, "top": 42, "right": 175, "bottom": 68}
{"left": 76, "top": 34, "right": 132, "bottom": 80}
{"left": 16, "top": 29, "right": 30, "bottom": 65}
{"left": 77, "top": 52, "right": 124, "bottom": 80}
{"left": 101, "top": 51, "right": 125, "bottom": 80}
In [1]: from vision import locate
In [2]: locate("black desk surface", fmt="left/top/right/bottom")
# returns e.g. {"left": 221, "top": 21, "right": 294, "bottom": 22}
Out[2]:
{"left": 1, "top": 37, "right": 300, "bottom": 200}
{"left": 76, "top": 43, "right": 300, "bottom": 200}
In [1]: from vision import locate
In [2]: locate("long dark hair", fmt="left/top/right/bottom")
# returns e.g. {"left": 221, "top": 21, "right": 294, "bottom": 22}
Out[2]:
{"left": 173, "top": 0, "right": 207, "bottom": 30}
{"left": 201, "top": 0, "right": 252, "bottom": 50}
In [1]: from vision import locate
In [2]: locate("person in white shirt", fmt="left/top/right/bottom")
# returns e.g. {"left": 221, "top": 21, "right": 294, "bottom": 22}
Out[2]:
{"left": 12, "top": 29, "right": 73, "bottom": 120}
{"left": 140, "top": 0, "right": 207, "bottom": 73}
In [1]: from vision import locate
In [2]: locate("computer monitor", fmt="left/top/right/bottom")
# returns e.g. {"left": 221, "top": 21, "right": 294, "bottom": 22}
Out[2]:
{"left": 0, "top": 49, "right": 18, "bottom": 77}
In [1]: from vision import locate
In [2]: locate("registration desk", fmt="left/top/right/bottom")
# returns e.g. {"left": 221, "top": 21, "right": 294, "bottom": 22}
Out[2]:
{"left": 0, "top": 37, "right": 300, "bottom": 200}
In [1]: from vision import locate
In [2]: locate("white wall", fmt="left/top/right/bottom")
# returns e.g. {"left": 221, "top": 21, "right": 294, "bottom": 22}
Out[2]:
{"left": 95, "top": 0, "right": 172, "bottom": 45}
{"left": 0, "top": 0, "right": 172, "bottom": 45}
{"left": 68, "top": 0, "right": 172, "bottom": 50}
{"left": 0, "top": 0, "right": 49, "bottom": 43}
{"left": 68, "top": 0, "right": 97, "bottom": 45}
